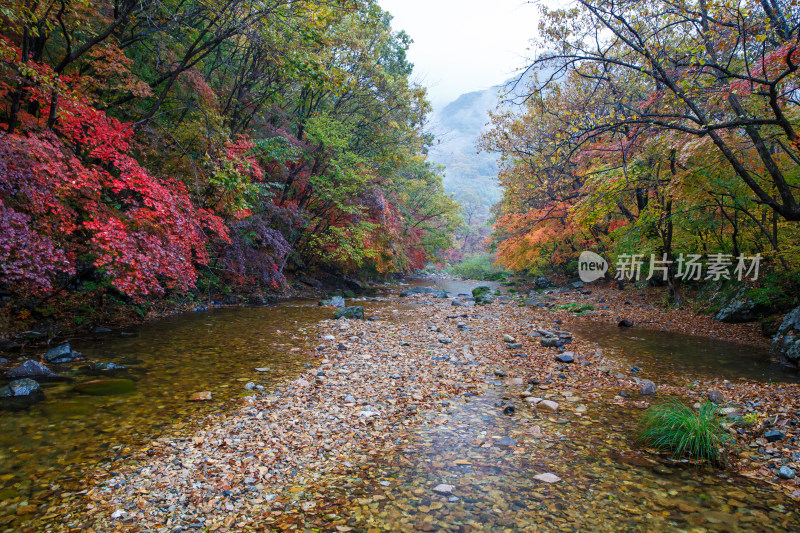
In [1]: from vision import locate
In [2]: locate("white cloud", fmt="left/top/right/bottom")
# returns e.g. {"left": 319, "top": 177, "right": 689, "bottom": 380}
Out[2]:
{"left": 378, "top": 0, "right": 541, "bottom": 109}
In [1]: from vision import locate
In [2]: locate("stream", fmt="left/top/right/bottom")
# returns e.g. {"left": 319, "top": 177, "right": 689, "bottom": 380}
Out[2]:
{"left": 1, "top": 281, "right": 798, "bottom": 531}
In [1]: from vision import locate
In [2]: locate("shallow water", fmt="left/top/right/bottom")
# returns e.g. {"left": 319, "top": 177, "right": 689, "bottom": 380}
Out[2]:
{"left": 1, "top": 285, "right": 797, "bottom": 531}
{"left": 571, "top": 322, "right": 799, "bottom": 384}
{"left": 0, "top": 298, "right": 398, "bottom": 528}
{"left": 305, "top": 385, "right": 797, "bottom": 532}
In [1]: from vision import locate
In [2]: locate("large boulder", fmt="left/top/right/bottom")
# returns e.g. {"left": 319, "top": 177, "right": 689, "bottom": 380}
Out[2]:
{"left": 319, "top": 296, "right": 346, "bottom": 308}
{"left": 771, "top": 306, "right": 800, "bottom": 365}
{"left": 334, "top": 306, "right": 365, "bottom": 320}
{"left": 6, "top": 360, "right": 66, "bottom": 382}
{"left": 44, "top": 343, "right": 77, "bottom": 364}
{"left": 1, "top": 378, "right": 44, "bottom": 410}
{"left": 714, "top": 298, "right": 762, "bottom": 323}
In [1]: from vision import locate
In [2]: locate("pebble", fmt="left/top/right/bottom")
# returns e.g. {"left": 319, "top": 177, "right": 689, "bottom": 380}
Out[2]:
{"left": 539, "top": 400, "right": 559, "bottom": 411}
{"left": 244, "top": 382, "right": 256, "bottom": 390}
{"left": 639, "top": 379, "right": 656, "bottom": 395}
{"left": 503, "top": 334, "right": 515, "bottom": 343}
{"left": 433, "top": 483, "right": 455, "bottom": 494}
{"left": 533, "top": 473, "right": 561, "bottom": 483}
{"left": 765, "top": 430, "right": 786, "bottom": 443}
{"left": 555, "top": 353, "right": 574, "bottom": 363}
{"left": 707, "top": 390, "right": 724, "bottom": 403}
{"left": 779, "top": 466, "right": 795, "bottom": 480}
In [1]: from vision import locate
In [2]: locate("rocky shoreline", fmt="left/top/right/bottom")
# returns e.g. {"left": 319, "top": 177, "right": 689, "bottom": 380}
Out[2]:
{"left": 20, "top": 283, "right": 800, "bottom": 532}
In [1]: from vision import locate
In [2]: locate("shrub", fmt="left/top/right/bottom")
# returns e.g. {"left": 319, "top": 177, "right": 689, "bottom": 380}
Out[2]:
{"left": 447, "top": 254, "right": 508, "bottom": 281}
{"left": 637, "top": 399, "right": 732, "bottom": 465}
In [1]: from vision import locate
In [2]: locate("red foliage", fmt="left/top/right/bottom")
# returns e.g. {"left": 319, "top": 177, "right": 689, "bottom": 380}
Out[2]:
{"left": 0, "top": 61, "right": 228, "bottom": 298}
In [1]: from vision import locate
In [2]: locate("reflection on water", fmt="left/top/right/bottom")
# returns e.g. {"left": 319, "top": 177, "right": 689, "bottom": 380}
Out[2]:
{"left": 571, "top": 322, "right": 798, "bottom": 383}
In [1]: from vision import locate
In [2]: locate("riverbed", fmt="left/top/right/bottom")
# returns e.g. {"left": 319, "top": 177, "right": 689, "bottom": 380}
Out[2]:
{"left": 2, "top": 281, "right": 798, "bottom": 531}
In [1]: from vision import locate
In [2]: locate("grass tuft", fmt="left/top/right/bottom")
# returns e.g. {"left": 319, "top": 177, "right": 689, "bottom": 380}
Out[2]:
{"left": 637, "top": 398, "right": 732, "bottom": 466}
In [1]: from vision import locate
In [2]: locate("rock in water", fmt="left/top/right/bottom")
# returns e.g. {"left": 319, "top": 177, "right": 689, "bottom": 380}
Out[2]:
{"left": 334, "top": 306, "right": 364, "bottom": 320}
{"left": 400, "top": 287, "right": 439, "bottom": 297}
{"left": 533, "top": 473, "right": 561, "bottom": 483}
{"left": 74, "top": 379, "right": 136, "bottom": 396}
{"left": 0, "top": 378, "right": 44, "bottom": 410}
{"left": 6, "top": 360, "right": 64, "bottom": 381}
{"left": 189, "top": 391, "right": 212, "bottom": 401}
{"left": 319, "top": 296, "right": 346, "bottom": 307}
{"left": 771, "top": 306, "right": 800, "bottom": 366}
{"left": 44, "top": 343, "right": 76, "bottom": 364}
{"left": 432, "top": 484, "right": 454, "bottom": 495}
{"left": 497, "top": 436, "right": 517, "bottom": 446}
{"left": 618, "top": 319, "right": 634, "bottom": 328}
{"left": 539, "top": 400, "right": 559, "bottom": 411}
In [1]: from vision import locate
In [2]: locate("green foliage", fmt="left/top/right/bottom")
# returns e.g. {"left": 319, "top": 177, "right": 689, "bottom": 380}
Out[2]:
{"left": 637, "top": 399, "right": 732, "bottom": 466}
{"left": 448, "top": 254, "right": 508, "bottom": 281}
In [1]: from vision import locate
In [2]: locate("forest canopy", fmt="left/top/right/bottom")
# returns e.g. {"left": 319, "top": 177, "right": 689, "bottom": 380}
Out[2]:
{"left": 482, "top": 0, "right": 800, "bottom": 300}
{"left": 0, "top": 0, "right": 460, "bottom": 318}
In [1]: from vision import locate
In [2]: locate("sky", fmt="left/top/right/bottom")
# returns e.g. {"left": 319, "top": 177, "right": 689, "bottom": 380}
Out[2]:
{"left": 377, "top": 0, "right": 541, "bottom": 110}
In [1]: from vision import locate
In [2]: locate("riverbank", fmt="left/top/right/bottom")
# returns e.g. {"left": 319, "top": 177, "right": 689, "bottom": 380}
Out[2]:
{"left": 25, "top": 282, "right": 799, "bottom": 532}
{"left": 0, "top": 273, "right": 364, "bottom": 355}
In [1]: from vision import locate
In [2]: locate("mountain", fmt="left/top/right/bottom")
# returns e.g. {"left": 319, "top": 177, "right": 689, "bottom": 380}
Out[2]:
{"left": 428, "top": 67, "right": 558, "bottom": 222}
{"left": 428, "top": 85, "right": 503, "bottom": 218}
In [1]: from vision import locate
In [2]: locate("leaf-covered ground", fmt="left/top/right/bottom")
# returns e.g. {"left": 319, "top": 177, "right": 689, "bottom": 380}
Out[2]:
{"left": 26, "top": 285, "right": 800, "bottom": 532}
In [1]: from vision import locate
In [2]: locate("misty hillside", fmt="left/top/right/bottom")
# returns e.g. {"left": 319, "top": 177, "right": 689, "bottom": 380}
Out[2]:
{"left": 428, "top": 86, "right": 502, "bottom": 217}
{"left": 428, "top": 70, "right": 542, "bottom": 219}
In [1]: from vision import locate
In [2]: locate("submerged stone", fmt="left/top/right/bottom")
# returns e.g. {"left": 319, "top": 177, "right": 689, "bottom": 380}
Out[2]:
{"left": 334, "top": 306, "right": 364, "bottom": 320}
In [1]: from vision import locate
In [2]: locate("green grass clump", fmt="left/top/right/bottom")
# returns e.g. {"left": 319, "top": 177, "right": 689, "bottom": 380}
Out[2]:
{"left": 555, "top": 303, "right": 595, "bottom": 313}
{"left": 637, "top": 399, "right": 732, "bottom": 466}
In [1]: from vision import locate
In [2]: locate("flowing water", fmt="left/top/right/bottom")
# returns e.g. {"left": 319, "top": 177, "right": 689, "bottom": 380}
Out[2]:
{"left": 570, "top": 321, "right": 799, "bottom": 384}
{"left": 1, "top": 284, "right": 798, "bottom": 531}
{"left": 0, "top": 297, "right": 399, "bottom": 529}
